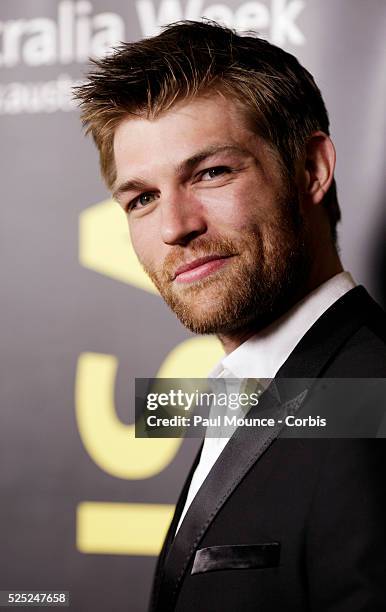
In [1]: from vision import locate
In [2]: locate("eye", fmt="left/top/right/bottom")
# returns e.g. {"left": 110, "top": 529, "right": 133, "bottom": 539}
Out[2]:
{"left": 200, "top": 166, "right": 232, "bottom": 181}
{"left": 127, "top": 192, "right": 158, "bottom": 212}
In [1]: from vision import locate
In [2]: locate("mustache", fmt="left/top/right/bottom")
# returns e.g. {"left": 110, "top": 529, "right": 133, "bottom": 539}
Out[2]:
{"left": 161, "top": 237, "right": 239, "bottom": 281}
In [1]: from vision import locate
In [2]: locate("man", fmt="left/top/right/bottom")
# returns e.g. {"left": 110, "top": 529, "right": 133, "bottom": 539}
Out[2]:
{"left": 75, "top": 21, "right": 386, "bottom": 611}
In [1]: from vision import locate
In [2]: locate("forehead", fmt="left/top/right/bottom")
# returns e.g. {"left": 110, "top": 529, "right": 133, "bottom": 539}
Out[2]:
{"left": 113, "top": 94, "right": 259, "bottom": 181}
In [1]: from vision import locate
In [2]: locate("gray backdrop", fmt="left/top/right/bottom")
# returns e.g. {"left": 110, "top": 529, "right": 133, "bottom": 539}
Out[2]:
{"left": 1, "top": 1, "right": 385, "bottom": 610}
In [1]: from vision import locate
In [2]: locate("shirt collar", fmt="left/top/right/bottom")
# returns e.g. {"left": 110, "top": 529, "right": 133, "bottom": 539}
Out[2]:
{"left": 209, "top": 271, "right": 356, "bottom": 379}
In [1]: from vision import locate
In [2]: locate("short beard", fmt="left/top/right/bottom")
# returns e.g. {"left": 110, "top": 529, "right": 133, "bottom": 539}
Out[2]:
{"left": 143, "top": 186, "right": 310, "bottom": 336}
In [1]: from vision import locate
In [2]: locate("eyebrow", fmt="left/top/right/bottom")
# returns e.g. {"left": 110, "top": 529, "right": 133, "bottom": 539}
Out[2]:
{"left": 112, "top": 144, "right": 248, "bottom": 202}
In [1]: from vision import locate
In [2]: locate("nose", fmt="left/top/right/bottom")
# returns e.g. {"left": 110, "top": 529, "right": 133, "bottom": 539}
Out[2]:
{"left": 160, "top": 191, "right": 207, "bottom": 245}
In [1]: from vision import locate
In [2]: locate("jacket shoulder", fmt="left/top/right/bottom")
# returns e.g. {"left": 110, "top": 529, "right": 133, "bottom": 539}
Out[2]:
{"left": 325, "top": 291, "right": 386, "bottom": 376}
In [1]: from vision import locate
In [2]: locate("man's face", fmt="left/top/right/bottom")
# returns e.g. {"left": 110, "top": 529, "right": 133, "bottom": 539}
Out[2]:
{"left": 113, "top": 94, "right": 310, "bottom": 335}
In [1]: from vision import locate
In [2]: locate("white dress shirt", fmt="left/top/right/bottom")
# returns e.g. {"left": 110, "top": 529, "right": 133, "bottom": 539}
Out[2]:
{"left": 175, "top": 272, "right": 356, "bottom": 532}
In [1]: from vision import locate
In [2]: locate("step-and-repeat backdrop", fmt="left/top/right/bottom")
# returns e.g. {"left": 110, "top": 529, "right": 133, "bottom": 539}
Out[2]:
{"left": 1, "top": 1, "right": 385, "bottom": 610}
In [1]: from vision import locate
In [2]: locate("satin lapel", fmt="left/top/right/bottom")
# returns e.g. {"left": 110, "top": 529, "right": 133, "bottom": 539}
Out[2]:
{"left": 158, "top": 386, "right": 307, "bottom": 610}
{"left": 276, "top": 285, "right": 370, "bottom": 378}
{"left": 149, "top": 443, "right": 203, "bottom": 612}
{"left": 156, "top": 286, "right": 371, "bottom": 610}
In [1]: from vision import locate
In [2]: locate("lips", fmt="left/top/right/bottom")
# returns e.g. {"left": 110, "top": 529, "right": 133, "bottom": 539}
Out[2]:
{"left": 173, "top": 255, "right": 233, "bottom": 283}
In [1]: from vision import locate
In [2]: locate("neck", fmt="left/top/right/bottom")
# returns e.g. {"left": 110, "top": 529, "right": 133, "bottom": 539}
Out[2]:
{"left": 218, "top": 250, "right": 343, "bottom": 355}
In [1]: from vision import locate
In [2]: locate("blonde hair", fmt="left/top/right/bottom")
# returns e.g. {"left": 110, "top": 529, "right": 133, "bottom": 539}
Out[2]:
{"left": 74, "top": 20, "right": 340, "bottom": 239}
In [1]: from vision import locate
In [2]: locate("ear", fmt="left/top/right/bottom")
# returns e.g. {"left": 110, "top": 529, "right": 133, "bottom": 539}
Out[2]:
{"left": 303, "top": 131, "right": 336, "bottom": 205}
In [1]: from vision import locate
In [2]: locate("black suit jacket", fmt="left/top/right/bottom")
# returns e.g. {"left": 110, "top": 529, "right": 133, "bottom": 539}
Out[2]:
{"left": 150, "top": 286, "right": 386, "bottom": 611}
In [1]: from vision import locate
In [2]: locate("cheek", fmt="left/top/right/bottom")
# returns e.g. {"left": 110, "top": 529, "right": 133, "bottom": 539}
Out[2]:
{"left": 129, "top": 220, "right": 166, "bottom": 271}
{"left": 128, "top": 223, "right": 150, "bottom": 265}
{"left": 200, "top": 183, "right": 263, "bottom": 233}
